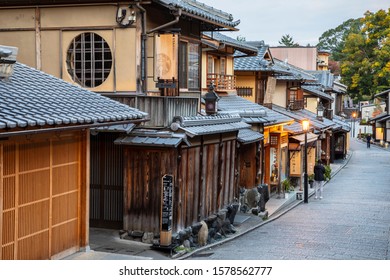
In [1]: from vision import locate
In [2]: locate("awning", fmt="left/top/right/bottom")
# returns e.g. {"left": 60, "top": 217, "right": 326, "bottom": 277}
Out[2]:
{"left": 114, "top": 135, "right": 184, "bottom": 148}
{"left": 237, "top": 129, "right": 264, "bottom": 144}
{"left": 91, "top": 123, "right": 136, "bottom": 134}
{"left": 290, "top": 132, "right": 318, "bottom": 145}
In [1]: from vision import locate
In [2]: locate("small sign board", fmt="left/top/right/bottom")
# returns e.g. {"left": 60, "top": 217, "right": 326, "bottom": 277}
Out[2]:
{"left": 161, "top": 174, "right": 173, "bottom": 231}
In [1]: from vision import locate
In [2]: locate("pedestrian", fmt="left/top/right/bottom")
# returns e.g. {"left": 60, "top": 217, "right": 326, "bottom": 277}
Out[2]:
{"left": 313, "top": 159, "right": 326, "bottom": 200}
{"left": 366, "top": 134, "right": 371, "bottom": 148}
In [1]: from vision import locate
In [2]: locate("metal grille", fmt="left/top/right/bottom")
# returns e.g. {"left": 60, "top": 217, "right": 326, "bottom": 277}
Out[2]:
{"left": 66, "top": 32, "right": 112, "bottom": 88}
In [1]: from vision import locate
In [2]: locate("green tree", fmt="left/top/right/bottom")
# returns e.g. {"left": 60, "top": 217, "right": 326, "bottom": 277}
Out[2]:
{"left": 278, "top": 34, "right": 299, "bottom": 46}
{"left": 341, "top": 9, "right": 390, "bottom": 101}
{"left": 317, "top": 18, "right": 362, "bottom": 61}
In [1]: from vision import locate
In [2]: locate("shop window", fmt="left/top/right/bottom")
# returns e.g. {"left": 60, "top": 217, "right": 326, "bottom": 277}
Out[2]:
{"left": 66, "top": 32, "right": 112, "bottom": 88}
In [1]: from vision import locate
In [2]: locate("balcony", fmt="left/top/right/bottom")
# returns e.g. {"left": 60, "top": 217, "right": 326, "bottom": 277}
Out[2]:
{"left": 207, "top": 73, "right": 236, "bottom": 91}
{"left": 288, "top": 99, "right": 304, "bottom": 110}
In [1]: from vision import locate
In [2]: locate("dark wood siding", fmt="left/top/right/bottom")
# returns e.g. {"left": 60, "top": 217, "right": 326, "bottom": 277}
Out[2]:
{"left": 122, "top": 133, "right": 237, "bottom": 234}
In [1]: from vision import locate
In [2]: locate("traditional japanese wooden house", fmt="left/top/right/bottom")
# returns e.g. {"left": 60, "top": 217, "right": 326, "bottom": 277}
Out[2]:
{"left": 371, "top": 89, "right": 390, "bottom": 144}
{"left": 217, "top": 95, "right": 293, "bottom": 195}
{"left": 0, "top": 0, "right": 244, "bottom": 233}
{"left": 0, "top": 55, "right": 147, "bottom": 260}
{"left": 114, "top": 114, "right": 250, "bottom": 236}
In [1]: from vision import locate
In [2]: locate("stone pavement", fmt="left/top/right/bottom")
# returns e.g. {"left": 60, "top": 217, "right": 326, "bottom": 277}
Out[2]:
{"left": 64, "top": 154, "right": 350, "bottom": 260}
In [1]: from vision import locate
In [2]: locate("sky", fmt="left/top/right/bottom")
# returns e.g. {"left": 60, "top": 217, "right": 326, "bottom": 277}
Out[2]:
{"left": 199, "top": 0, "right": 390, "bottom": 46}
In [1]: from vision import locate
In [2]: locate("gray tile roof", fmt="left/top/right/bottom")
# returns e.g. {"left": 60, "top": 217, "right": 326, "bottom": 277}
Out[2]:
{"left": 115, "top": 135, "right": 184, "bottom": 148}
{"left": 157, "top": 0, "right": 240, "bottom": 29}
{"left": 301, "top": 85, "right": 334, "bottom": 101}
{"left": 115, "top": 129, "right": 188, "bottom": 147}
{"left": 332, "top": 115, "right": 351, "bottom": 132}
{"left": 202, "top": 32, "right": 258, "bottom": 55}
{"left": 273, "top": 59, "right": 317, "bottom": 81}
{"left": 91, "top": 123, "right": 136, "bottom": 134}
{"left": 307, "top": 70, "right": 334, "bottom": 88}
{"left": 0, "top": 62, "right": 148, "bottom": 131}
{"left": 217, "top": 95, "right": 293, "bottom": 126}
{"left": 272, "top": 104, "right": 338, "bottom": 132}
{"left": 234, "top": 43, "right": 274, "bottom": 71}
{"left": 283, "top": 122, "right": 305, "bottom": 134}
{"left": 172, "top": 113, "right": 250, "bottom": 137}
{"left": 237, "top": 128, "right": 264, "bottom": 144}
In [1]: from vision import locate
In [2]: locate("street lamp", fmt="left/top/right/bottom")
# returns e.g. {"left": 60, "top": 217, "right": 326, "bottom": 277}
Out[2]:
{"left": 203, "top": 83, "right": 220, "bottom": 115}
{"left": 351, "top": 111, "right": 357, "bottom": 138}
{"left": 316, "top": 101, "right": 324, "bottom": 121}
{"left": 302, "top": 119, "right": 310, "bottom": 203}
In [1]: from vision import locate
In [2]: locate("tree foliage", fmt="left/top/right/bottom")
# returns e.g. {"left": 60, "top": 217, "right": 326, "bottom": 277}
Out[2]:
{"left": 341, "top": 9, "right": 390, "bottom": 101}
{"left": 279, "top": 34, "right": 299, "bottom": 46}
{"left": 317, "top": 18, "right": 362, "bottom": 61}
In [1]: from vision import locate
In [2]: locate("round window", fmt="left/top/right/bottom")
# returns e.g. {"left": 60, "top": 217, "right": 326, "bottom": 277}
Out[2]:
{"left": 66, "top": 32, "right": 112, "bottom": 88}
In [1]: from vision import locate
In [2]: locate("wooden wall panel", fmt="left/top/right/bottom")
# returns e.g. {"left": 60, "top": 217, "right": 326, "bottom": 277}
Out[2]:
{"left": 2, "top": 211, "right": 15, "bottom": 245}
{"left": 18, "top": 201, "right": 49, "bottom": 238}
{"left": 1, "top": 132, "right": 85, "bottom": 260}
{"left": 52, "top": 164, "right": 78, "bottom": 195}
{"left": 124, "top": 149, "right": 177, "bottom": 233}
{"left": 19, "top": 142, "right": 50, "bottom": 172}
{"left": 18, "top": 231, "right": 49, "bottom": 260}
{"left": 51, "top": 220, "right": 78, "bottom": 256}
{"left": 123, "top": 137, "right": 237, "bottom": 234}
{"left": 52, "top": 192, "right": 78, "bottom": 225}
{"left": 19, "top": 170, "right": 50, "bottom": 205}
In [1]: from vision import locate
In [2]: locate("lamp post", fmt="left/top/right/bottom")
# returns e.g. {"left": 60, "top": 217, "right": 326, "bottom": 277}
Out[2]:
{"left": 351, "top": 112, "right": 357, "bottom": 138}
{"left": 316, "top": 101, "right": 324, "bottom": 121}
{"left": 302, "top": 119, "right": 310, "bottom": 203}
{"left": 203, "top": 83, "right": 220, "bottom": 115}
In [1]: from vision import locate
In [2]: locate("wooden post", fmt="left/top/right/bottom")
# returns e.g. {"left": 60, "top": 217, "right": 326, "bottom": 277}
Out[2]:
{"left": 160, "top": 174, "right": 173, "bottom": 246}
{"left": 0, "top": 144, "right": 3, "bottom": 260}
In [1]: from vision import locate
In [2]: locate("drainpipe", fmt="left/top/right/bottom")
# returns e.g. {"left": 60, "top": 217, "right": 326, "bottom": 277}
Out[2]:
{"left": 147, "top": 8, "right": 182, "bottom": 34}
{"left": 135, "top": 1, "right": 147, "bottom": 93}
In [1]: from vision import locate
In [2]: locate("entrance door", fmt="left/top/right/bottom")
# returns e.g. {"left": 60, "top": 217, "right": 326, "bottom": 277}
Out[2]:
{"left": 90, "top": 133, "right": 123, "bottom": 229}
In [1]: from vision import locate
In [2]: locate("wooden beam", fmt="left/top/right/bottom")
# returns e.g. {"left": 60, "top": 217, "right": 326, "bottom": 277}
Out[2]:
{"left": 35, "top": 7, "right": 42, "bottom": 70}
{"left": 0, "top": 144, "right": 3, "bottom": 260}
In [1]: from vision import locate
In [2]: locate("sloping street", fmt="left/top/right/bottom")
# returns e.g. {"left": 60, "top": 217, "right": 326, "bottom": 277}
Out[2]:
{"left": 190, "top": 139, "right": 390, "bottom": 260}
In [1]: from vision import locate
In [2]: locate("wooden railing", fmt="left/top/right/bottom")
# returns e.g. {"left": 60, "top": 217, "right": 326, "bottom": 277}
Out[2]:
{"left": 288, "top": 99, "right": 304, "bottom": 110}
{"left": 207, "top": 73, "right": 236, "bottom": 90}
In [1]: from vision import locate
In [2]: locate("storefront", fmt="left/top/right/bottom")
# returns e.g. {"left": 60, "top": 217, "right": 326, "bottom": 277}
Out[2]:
{"left": 288, "top": 132, "right": 318, "bottom": 190}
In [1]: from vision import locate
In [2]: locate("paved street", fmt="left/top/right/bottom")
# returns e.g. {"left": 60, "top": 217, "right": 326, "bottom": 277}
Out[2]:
{"left": 190, "top": 138, "right": 390, "bottom": 260}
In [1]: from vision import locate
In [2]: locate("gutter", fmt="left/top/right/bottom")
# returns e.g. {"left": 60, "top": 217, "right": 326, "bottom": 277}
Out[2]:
{"left": 0, "top": 118, "right": 149, "bottom": 138}
{"left": 147, "top": 8, "right": 182, "bottom": 34}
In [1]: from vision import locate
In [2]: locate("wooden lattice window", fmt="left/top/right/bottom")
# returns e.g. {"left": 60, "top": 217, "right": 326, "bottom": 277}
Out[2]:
{"left": 66, "top": 32, "right": 112, "bottom": 88}
{"left": 237, "top": 87, "right": 253, "bottom": 97}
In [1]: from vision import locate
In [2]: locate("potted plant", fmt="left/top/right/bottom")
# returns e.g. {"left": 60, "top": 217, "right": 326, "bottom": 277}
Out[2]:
{"left": 324, "top": 165, "right": 332, "bottom": 181}
{"left": 281, "top": 178, "right": 292, "bottom": 193}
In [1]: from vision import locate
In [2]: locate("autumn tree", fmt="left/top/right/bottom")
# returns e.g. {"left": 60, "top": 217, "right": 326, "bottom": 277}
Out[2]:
{"left": 341, "top": 9, "right": 390, "bottom": 101}
{"left": 278, "top": 34, "right": 299, "bottom": 46}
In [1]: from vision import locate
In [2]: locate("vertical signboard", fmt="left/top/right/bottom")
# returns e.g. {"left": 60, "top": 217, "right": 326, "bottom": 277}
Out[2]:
{"left": 289, "top": 151, "right": 302, "bottom": 176}
{"left": 154, "top": 34, "right": 178, "bottom": 81}
{"left": 160, "top": 174, "right": 173, "bottom": 246}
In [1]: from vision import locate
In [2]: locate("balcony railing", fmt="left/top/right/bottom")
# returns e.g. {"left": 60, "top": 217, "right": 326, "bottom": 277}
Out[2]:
{"left": 288, "top": 99, "right": 304, "bottom": 110}
{"left": 207, "top": 73, "right": 236, "bottom": 91}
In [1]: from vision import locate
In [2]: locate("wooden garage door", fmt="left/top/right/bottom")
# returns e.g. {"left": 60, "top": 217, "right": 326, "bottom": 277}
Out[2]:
{"left": 1, "top": 134, "right": 82, "bottom": 260}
